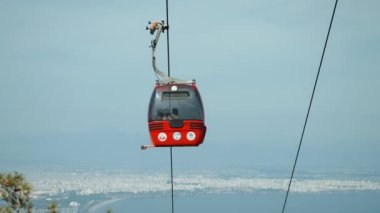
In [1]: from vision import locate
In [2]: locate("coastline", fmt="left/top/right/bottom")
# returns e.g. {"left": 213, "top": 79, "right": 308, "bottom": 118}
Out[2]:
{"left": 87, "top": 198, "right": 123, "bottom": 212}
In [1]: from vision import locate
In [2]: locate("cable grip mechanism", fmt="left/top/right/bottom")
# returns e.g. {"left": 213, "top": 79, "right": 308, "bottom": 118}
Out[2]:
{"left": 145, "top": 19, "right": 191, "bottom": 85}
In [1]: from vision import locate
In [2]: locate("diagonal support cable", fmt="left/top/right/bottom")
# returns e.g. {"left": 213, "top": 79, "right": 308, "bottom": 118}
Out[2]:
{"left": 281, "top": 1, "right": 339, "bottom": 213}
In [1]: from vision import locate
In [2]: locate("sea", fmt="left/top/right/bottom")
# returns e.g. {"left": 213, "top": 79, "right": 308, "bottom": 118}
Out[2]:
{"left": 1, "top": 167, "right": 380, "bottom": 213}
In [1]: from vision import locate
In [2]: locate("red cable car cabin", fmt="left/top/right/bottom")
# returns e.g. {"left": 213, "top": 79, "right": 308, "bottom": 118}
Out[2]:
{"left": 148, "top": 82, "right": 206, "bottom": 147}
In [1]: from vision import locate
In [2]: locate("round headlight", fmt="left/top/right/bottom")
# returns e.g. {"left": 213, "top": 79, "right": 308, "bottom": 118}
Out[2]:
{"left": 158, "top": 132, "right": 167, "bottom": 142}
{"left": 186, "top": 132, "right": 196, "bottom": 141}
{"left": 173, "top": 132, "right": 181, "bottom": 141}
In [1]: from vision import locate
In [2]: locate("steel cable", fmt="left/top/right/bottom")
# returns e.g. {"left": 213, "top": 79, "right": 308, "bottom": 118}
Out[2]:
{"left": 281, "top": 0, "right": 339, "bottom": 212}
{"left": 165, "top": 0, "right": 175, "bottom": 213}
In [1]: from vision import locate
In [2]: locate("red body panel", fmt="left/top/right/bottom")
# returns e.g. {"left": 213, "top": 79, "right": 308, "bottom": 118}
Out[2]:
{"left": 149, "top": 120, "right": 206, "bottom": 147}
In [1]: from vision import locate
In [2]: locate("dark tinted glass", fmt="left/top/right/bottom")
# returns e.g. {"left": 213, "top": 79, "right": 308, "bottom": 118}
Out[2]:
{"left": 162, "top": 91, "right": 189, "bottom": 99}
{"left": 148, "top": 85, "right": 204, "bottom": 121}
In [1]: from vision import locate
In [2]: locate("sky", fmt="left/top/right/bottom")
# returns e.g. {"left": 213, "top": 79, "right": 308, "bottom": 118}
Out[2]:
{"left": 0, "top": 0, "right": 379, "bottom": 172}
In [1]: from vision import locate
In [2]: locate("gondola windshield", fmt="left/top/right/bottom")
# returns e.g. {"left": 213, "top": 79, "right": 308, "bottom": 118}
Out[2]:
{"left": 148, "top": 86, "right": 204, "bottom": 122}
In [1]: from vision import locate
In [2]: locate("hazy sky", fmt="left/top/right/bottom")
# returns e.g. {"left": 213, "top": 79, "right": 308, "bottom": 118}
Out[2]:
{"left": 1, "top": 0, "right": 379, "bottom": 171}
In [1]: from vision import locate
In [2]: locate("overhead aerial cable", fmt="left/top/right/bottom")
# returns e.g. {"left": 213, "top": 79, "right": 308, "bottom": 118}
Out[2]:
{"left": 281, "top": 0, "right": 339, "bottom": 213}
{"left": 142, "top": 1, "right": 207, "bottom": 213}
